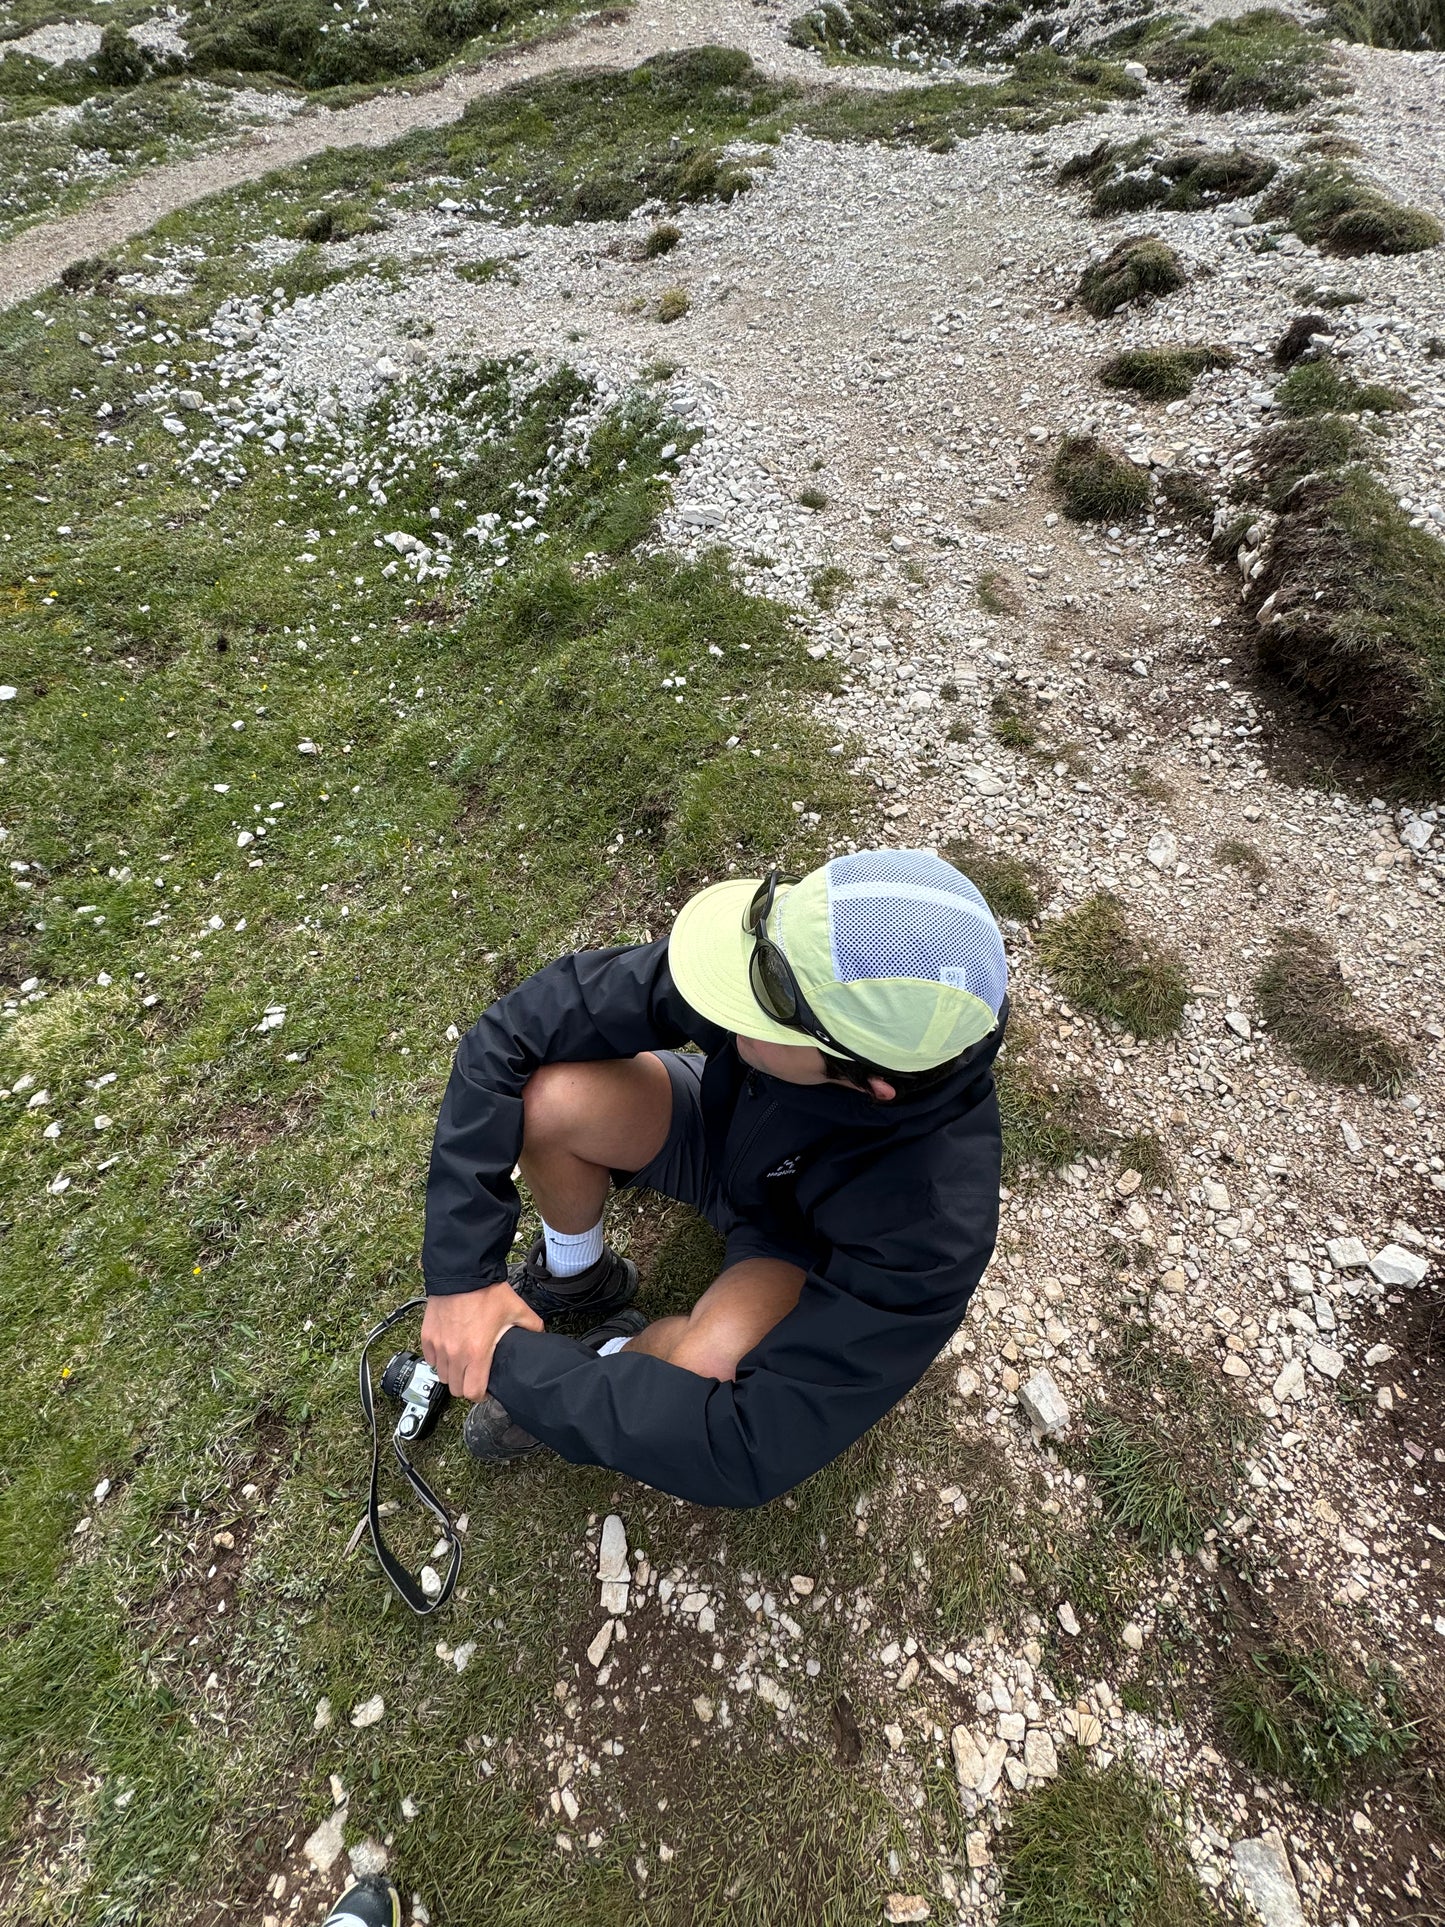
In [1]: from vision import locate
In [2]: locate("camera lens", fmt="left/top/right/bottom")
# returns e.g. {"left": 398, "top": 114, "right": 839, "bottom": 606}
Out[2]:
{"left": 381, "top": 1351, "right": 415, "bottom": 1403}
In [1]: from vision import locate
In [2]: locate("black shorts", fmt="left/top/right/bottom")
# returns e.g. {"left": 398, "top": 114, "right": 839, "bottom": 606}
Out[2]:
{"left": 615, "top": 1050, "right": 736, "bottom": 1241}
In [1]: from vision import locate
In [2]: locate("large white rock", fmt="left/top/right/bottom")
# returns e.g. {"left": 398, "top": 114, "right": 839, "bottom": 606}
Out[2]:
{"left": 1370, "top": 1243, "right": 1428, "bottom": 1287}
{"left": 1146, "top": 830, "right": 1178, "bottom": 870}
{"left": 951, "top": 1724, "right": 985, "bottom": 1790}
{"left": 302, "top": 1805, "right": 348, "bottom": 1874}
{"left": 1272, "top": 1358, "right": 1306, "bottom": 1402}
{"left": 1018, "top": 1367, "right": 1070, "bottom": 1436}
{"left": 1023, "top": 1728, "right": 1059, "bottom": 1780}
{"left": 1326, "top": 1236, "right": 1368, "bottom": 1270}
{"left": 597, "top": 1513, "right": 629, "bottom": 1581}
{"left": 1231, "top": 1832, "right": 1304, "bottom": 1927}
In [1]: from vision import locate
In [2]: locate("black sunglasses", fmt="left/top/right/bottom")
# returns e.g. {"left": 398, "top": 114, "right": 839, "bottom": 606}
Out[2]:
{"left": 742, "top": 870, "right": 867, "bottom": 1066}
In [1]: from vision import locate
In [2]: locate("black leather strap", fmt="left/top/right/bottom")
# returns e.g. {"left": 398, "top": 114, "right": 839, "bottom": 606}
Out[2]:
{"left": 359, "top": 1299, "right": 461, "bottom": 1616}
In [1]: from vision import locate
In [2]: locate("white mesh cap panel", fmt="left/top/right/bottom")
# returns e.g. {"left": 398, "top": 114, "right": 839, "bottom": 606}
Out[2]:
{"left": 823, "top": 850, "right": 1008, "bottom": 1013}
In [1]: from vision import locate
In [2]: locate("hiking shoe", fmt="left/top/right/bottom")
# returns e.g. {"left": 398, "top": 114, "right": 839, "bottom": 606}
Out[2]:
{"left": 462, "top": 1309, "right": 649, "bottom": 1465}
{"left": 322, "top": 1877, "right": 401, "bottom": 1927}
{"left": 508, "top": 1234, "right": 638, "bottom": 1328}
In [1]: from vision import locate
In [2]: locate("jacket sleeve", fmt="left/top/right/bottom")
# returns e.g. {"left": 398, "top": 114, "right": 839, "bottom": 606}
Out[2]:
{"left": 486, "top": 1092, "right": 1002, "bottom": 1506}
{"left": 423, "top": 939, "right": 718, "bottom": 1296}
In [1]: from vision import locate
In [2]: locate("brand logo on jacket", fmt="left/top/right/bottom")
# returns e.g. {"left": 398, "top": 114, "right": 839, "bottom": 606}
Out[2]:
{"left": 765, "top": 1156, "right": 800, "bottom": 1179}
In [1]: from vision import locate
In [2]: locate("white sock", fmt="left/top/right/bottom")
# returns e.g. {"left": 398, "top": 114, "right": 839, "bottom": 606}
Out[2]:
{"left": 542, "top": 1214, "right": 605, "bottom": 1278}
{"left": 596, "top": 1334, "right": 631, "bottom": 1357}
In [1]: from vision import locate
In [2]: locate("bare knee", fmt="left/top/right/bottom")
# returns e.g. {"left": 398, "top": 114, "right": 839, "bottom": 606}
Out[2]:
{"left": 521, "top": 1061, "right": 583, "bottom": 1149}
{"left": 668, "top": 1325, "right": 742, "bottom": 1383}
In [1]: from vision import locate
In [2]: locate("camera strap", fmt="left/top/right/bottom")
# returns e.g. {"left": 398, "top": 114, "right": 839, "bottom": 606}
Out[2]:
{"left": 359, "top": 1298, "right": 461, "bottom": 1616}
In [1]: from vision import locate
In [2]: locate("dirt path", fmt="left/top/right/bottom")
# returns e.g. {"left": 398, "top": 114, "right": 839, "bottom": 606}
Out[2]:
{"left": 0, "top": 0, "right": 859, "bottom": 311}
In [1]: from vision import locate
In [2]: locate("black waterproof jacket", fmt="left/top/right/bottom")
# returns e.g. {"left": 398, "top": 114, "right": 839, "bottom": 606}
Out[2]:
{"left": 423, "top": 938, "right": 1005, "bottom": 1508}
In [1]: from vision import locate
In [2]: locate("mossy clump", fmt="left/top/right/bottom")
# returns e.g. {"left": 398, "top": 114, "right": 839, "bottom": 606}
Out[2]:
{"left": 1037, "top": 893, "right": 1188, "bottom": 1039}
{"left": 1261, "top": 164, "right": 1443, "bottom": 256}
{"left": 1255, "top": 926, "right": 1412, "bottom": 1092}
{"left": 1251, "top": 412, "right": 1375, "bottom": 506}
{"left": 1098, "top": 344, "right": 1233, "bottom": 401}
{"left": 1076, "top": 235, "right": 1186, "bottom": 318}
{"left": 188, "top": 0, "right": 559, "bottom": 89}
{"left": 1276, "top": 354, "right": 1410, "bottom": 416}
{"left": 643, "top": 221, "right": 682, "bottom": 257}
{"left": 1052, "top": 435, "right": 1150, "bottom": 522}
{"left": 1274, "top": 311, "right": 1329, "bottom": 366}
{"left": 1323, "top": 0, "right": 1445, "bottom": 50}
{"left": 296, "top": 201, "right": 385, "bottom": 244}
{"left": 1059, "top": 136, "right": 1275, "bottom": 216}
{"left": 1144, "top": 9, "right": 1334, "bottom": 112}
{"left": 1218, "top": 1643, "right": 1416, "bottom": 1804}
{"left": 944, "top": 835, "right": 1051, "bottom": 922}
{"left": 1249, "top": 466, "right": 1445, "bottom": 781}
{"left": 797, "top": 486, "right": 829, "bottom": 510}
{"left": 655, "top": 286, "right": 690, "bottom": 323}
{"left": 999, "top": 1752, "right": 1213, "bottom": 1927}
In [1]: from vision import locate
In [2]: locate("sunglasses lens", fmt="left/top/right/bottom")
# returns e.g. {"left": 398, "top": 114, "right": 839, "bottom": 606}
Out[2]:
{"left": 750, "top": 943, "right": 797, "bottom": 1023}
{"left": 743, "top": 871, "right": 777, "bottom": 935}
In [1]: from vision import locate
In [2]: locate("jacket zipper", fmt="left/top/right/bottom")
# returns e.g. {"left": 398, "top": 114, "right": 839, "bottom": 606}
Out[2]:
{"left": 727, "top": 1078, "right": 778, "bottom": 1190}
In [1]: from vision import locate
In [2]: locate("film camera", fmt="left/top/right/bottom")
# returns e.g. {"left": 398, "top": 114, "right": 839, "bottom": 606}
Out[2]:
{"left": 380, "top": 1350, "right": 451, "bottom": 1444}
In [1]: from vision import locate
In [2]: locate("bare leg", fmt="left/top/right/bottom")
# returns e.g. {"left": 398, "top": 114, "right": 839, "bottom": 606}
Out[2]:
{"left": 519, "top": 1055, "right": 674, "bottom": 1232}
{"left": 627, "top": 1258, "right": 806, "bottom": 1381}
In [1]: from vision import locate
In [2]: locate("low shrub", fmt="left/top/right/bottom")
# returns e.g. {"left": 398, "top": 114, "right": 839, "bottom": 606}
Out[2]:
{"left": 1076, "top": 235, "right": 1186, "bottom": 317}
{"left": 1052, "top": 435, "right": 1150, "bottom": 522}
{"left": 655, "top": 286, "right": 690, "bottom": 323}
{"left": 1218, "top": 1643, "right": 1416, "bottom": 1804}
{"left": 643, "top": 221, "right": 681, "bottom": 257}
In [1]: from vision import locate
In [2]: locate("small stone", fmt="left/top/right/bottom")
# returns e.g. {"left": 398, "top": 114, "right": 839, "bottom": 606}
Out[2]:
{"left": 977, "top": 1738, "right": 1008, "bottom": 1795}
{"left": 1120, "top": 1622, "right": 1144, "bottom": 1651}
{"left": 965, "top": 1831, "right": 992, "bottom": 1870}
{"left": 1057, "top": 1601, "right": 1081, "bottom": 1636}
{"left": 1225, "top": 1010, "right": 1252, "bottom": 1040}
{"left": 597, "top": 1514, "right": 628, "bottom": 1582}
{"left": 1231, "top": 1831, "right": 1305, "bottom": 1927}
{"left": 419, "top": 1565, "right": 442, "bottom": 1599}
{"left": 951, "top": 1724, "right": 985, "bottom": 1790}
{"left": 1340, "top": 1120, "right": 1363, "bottom": 1154}
{"left": 1018, "top": 1367, "right": 1070, "bottom": 1436}
{"left": 1326, "top": 1236, "right": 1369, "bottom": 1270}
{"left": 1272, "top": 1359, "right": 1306, "bottom": 1402}
{"left": 349, "top": 1694, "right": 384, "bottom": 1729}
{"left": 349, "top": 1840, "right": 388, "bottom": 1879}
{"left": 883, "top": 1897, "right": 929, "bottom": 1923}
{"left": 790, "top": 1574, "right": 815, "bottom": 1596}
{"left": 302, "top": 1806, "right": 348, "bottom": 1874}
{"left": 693, "top": 1695, "right": 714, "bottom": 1723}
{"left": 1363, "top": 1342, "right": 1395, "bottom": 1368}
{"left": 996, "top": 1710, "right": 1026, "bottom": 1743}
{"left": 1023, "top": 1728, "right": 1058, "bottom": 1780}
{"left": 1222, "top": 1355, "right": 1251, "bottom": 1378}
{"left": 1146, "top": 830, "right": 1178, "bottom": 870}
{"left": 1401, "top": 817, "right": 1434, "bottom": 852}
{"left": 400, "top": 1796, "right": 419, "bottom": 1822}
{"left": 1308, "top": 1344, "right": 1344, "bottom": 1379}
{"left": 1370, "top": 1243, "right": 1428, "bottom": 1287}
{"left": 1116, "top": 1169, "right": 1142, "bottom": 1197}
{"left": 600, "top": 1580, "right": 629, "bottom": 1616}
{"left": 756, "top": 1674, "right": 791, "bottom": 1712}
{"left": 1203, "top": 1179, "right": 1230, "bottom": 1212}
{"left": 954, "top": 1365, "right": 980, "bottom": 1398}
{"left": 1074, "top": 1710, "right": 1103, "bottom": 1746}
{"left": 586, "top": 1621, "right": 615, "bottom": 1669}
{"left": 313, "top": 1696, "right": 333, "bottom": 1732}
{"left": 963, "top": 766, "right": 1006, "bottom": 797}
{"left": 1123, "top": 57, "right": 1147, "bottom": 79}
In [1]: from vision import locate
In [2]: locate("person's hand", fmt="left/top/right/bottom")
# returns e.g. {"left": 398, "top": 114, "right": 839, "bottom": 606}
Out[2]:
{"left": 420, "top": 1284, "right": 544, "bottom": 1402}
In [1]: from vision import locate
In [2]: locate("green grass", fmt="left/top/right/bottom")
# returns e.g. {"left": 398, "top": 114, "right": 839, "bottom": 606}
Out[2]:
{"left": 1254, "top": 927, "right": 1412, "bottom": 1093}
{"left": 1059, "top": 136, "right": 1275, "bottom": 217}
{"left": 1075, "top": 237, "right": 1187, "bottom": 319}
{"left": 1276, "top": 356, "right": 1411, "bottom": 417}
{"left": 1218, "top": 1644, "right": 1417, "bottom": 1804}
{"left": 1248, "top": 465, "right": 1445, "bottom": 783}
{"left": 643, "top": 220, "right": 682, "bottom": 258}
{"left": 1261, "top": 164, "right": 1443, "bottom": 257}
{"left": 1250, "top": 412, "right": 1376, "bottom": 507}
{"left": 809, "top": 564, "right": 853, "bottom": 609}
{"left": 1098, "top": 345, "right": 1233, "bottom": 402}
{"left": 1114, "top": 1129, "right": 1174, "bottom": 1192}
{"left": 1036, "top": 895, "right": 1188, "bottom": 1040}
{"left": 655, "top": 286, "right": 690, "bottom": 322}
{"left": 999, "top": 1750, "right": 1213, "bottom": 1927}
{"left": 989, "top": 690, "right": 1038, "bottom": 749}
{"left": 995, "top": 1022, "right": 1106, "bottom": 1183}
{"left": 1323, "top": 0, "right": 1445, "bottom": 48}
{"left": 0, "top": 206, "right": 872, "bottom": 1923}
{"left": 1139, "top": 8, "right": 1337, "bottom": 112}
{"left": 788, "top": 0, "right": 1081, "bottom": 65}
{"left": 1052, "top": 436, "right": 1151, "bottom": 522}
{"left": 976, "top": 568, "right": 1019, "bottom": 614}
{"left": 1212, "top": 837, "right": 1269, "bottom": 884}
{"left": 942, "top": 834, "right": 1050, "bottom": 922}
{"left": 1065, "top": 1324, "right": 1258, "bottom": 1559}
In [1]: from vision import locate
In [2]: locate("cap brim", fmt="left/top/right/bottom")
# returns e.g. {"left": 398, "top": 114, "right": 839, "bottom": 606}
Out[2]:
{"left": 669, "top": 879, "right": 819, "bottom": 1051}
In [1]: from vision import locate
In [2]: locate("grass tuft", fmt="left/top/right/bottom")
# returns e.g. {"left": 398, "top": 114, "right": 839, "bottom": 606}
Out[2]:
{"left": 999, "top": 1750, "right": 1213, "bottom": 1927}
{"left": 1276, "top": 354, "right": 1410, "bottom": 416}
{"left": 1052, "top": 436, "right": 1151, "bottom": 522}
{"left": 655, "top": 286, "right": 691, "bottom": 322}
{"left": 976, "top": 568, "right": 1020, "bottom": 614}
{"left": 1059, "top": 136, "right": 1275, "bottom": 217}
{"left": 1036, "top": 894, "right": 1188, "bottom": 1039}
{"left": 1248, "top": 465, "right": 1445, "bottom": 783}
{"left": 943, "top": 834, "right": 1051, "bottom": 922}
{"left": 1142, "top": 8, "right": 1335, "bottom": 112}
{"left": 643, "top": 220, "right": 682, "bottom": 257}
{"left": 1261, "top": 164, "right": 1443, "bottom": 256}
{"left": 1098, "top": 345, "right": 1233, "bottom": 401}
{"left": 1218, "top": 1643, "right": 1416, "bottom": 1804}
{"left": 989, "top": 690, "right": 1038, "bottom": 749}
{"left": 1212, "top": 838, "right": 1269, "bottom": 883}
{"left": 1115, "top": 1129, "right": 1174, "bottom": 1192}
{"left": 1254, "top": 927, "right": 1412, "bottom": 1092}
{"left": 797, "top": 486, "right": 830, "bottom": 511}
{"left": 809, "top": 564, "right": 853, "bottom": 609}
{"left": 1075, "top": 236, "right": 1187, "bottom": 318}
{"left": 996, "top": 1024, "right": 1107, "bottom": 1183}
{"left": 1250, "top": 412, "right": 1375, "bottom": 506}
{"left": 1323, "top": 0, "right": 1445, "bottom": 49}
{"left": 1066, "top": 1323, "right": 1258, "bottom": 1558}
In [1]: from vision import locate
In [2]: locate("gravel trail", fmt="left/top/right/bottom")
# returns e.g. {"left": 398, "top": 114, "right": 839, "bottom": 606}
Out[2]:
{"left": 0, "top": 0, "right": 864, "bottom": 312}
